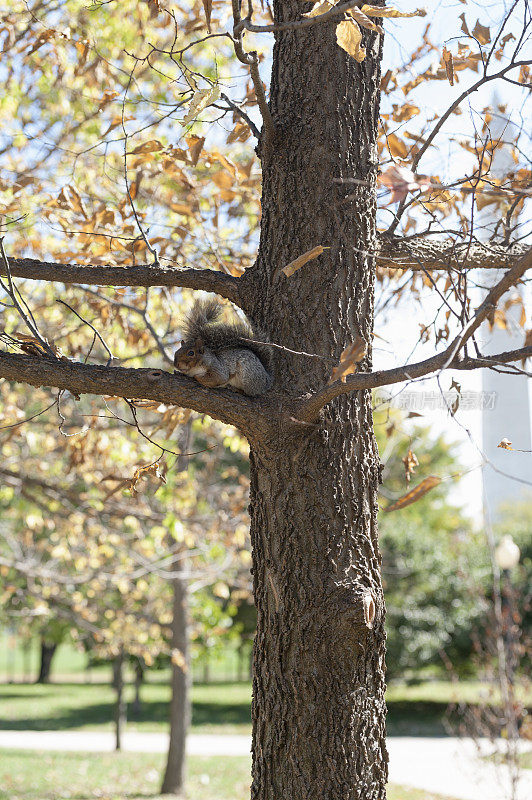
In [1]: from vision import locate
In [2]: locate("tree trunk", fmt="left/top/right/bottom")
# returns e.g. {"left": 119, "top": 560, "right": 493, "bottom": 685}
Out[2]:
{"left": 113, "top": 650, "right": 126, "bottom": 751}
{"left": 160, "top": 568, "right": 190, "bottom": 796}
{"left": 202, "top": 653, "right": 210, "bottom": 685}
{"left": 132, "top": 660, "right": 144, "bottom": 715}
{"left": 36, "top": 640, "right": 57, "bottom": 684}
{"left": 245, "top": 6, "right": 387, "bottom": 799}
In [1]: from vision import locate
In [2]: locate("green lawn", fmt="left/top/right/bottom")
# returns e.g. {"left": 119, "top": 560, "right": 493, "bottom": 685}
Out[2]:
{"left": 0, "top": 682, "right": 252, "bottom": 735}
{"left": 0, "top": 750, "right": 456, "bottom": 800}
{"left": 3, "top": 678, "right": 529, "bottom": 738}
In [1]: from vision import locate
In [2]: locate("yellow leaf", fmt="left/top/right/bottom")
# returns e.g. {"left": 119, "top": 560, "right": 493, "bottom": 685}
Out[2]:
{"left": 336, "top": 19, "right": 366, "bottom": 62}
{"left": 497, "top": 438, "right": 513, "bottom": 450}
{"left": 384, "top": 476, "right": 442, "bottom": 512}
{"left": 349, "top": 7, "right": 383, "bottom": 34}
{"left": 183, "top": 86, "right": 220, "bottom": 125}
{"left": 213, "top": 581, "right": 230, "bottom": 599}
{"left": 362, "top": 5, "right": 427, "bottom": 19}
{"left": 282, "top": 245, "right": 327, "bottom": 277}
{"left": 387, "top": 133, "right": 408, "bottom": 158}
{"left": 303, "top": 0, "right": 335, "bottom": 18}
{"left": 171, "top": 648, "right": 187, "bottom": 670}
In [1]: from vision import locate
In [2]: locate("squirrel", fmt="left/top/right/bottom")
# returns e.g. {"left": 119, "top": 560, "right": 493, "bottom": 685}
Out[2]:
{"left": 174, "top": 299, "right": 274, "bottom": 396}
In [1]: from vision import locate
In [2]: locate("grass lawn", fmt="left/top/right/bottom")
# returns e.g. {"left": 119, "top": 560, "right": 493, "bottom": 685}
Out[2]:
{"left": 486, "top": 749, "right": 532, "bottom": 770}
{"left": 3, "top": 679, "right": 530, "bottom": 738}
{"left": 0, "top": 750, "right": 456, "bottom": 800}
{"left": 0, "top": 682, "right": 252, "bottom": 735}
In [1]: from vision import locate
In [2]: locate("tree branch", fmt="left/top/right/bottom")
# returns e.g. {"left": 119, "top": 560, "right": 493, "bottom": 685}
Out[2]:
{"left": 0, "top": 351, "right": 280, "bottom": 437}
{"left": 235, "top": 0, "right": 366, "bottom": 34}
{"left": 1, "top": 258, "right": 244, "bottom": 305}
{"left": 377, "top": 237, "right": 530, "bottom": 272}
{"left": 231, "top": 0, "right": 275, "bottom": 144}
{"left": 297, "top": 247, "right": 532, "bottom": 420}
{"left": 5, "top": 237, "right": 527, "bottom": 306}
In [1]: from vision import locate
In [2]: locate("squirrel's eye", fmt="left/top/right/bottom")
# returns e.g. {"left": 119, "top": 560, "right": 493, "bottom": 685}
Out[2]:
{"left": 187, "top": 349, "right": 195, "bottom": 357}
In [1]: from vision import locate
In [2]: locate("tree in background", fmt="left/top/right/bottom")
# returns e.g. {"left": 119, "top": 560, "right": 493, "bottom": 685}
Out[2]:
{"left": 0, "top": 2, "right": 531, "bottom": 798}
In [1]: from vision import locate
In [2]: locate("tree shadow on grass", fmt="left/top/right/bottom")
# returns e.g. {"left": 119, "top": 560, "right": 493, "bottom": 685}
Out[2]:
{"left": 387, "top": 699, "right": 453, "bottom": 736}
{"left": 0, "top": 698, "right": 251, "bottom": 731}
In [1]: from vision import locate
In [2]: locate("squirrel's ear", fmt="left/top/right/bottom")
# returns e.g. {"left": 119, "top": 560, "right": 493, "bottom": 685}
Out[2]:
{"left": 195, "top": 337, "right": 204, "bottom": 353}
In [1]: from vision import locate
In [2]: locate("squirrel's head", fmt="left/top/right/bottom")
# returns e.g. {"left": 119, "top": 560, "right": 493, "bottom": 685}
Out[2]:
{"left": 174, "top": 338, "right": 205, "bottom": 374}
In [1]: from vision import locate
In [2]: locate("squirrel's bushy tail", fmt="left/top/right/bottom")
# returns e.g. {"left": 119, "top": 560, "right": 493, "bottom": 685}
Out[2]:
{"left": 181, "top": 298, "right": 224, "bottom": 341}
{"left": 182, "top": 298, "right": 274, "bottom": 377}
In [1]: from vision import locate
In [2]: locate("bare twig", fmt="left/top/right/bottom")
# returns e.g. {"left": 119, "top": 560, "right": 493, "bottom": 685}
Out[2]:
{"left": 0, "top": 238, "right": 57, "bottom": 359}
{"left": 57, "top": 299, "right": 114, "bottom": 364}
{"left": 231, "top": 0, "right": 275, "bottom": 143}
{"left": 297, "top": 247, "right": 532, "bottom": 420}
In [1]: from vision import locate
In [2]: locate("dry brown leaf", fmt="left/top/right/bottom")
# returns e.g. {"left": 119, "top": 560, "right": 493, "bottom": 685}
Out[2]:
{"left": 129, "top": 140, "right": 164, "bottom": 155}
{"left": 186, "top": 134, "right": 205, "bottom": 166}
{"left": 378, "top": 165, "right": 431, "bottom": 203}
{"left": 387, "top": 133, "right": 408, "bottom": 158}
{"left": 384, "top": 476, "right": 442, "bottom": 512}
{"left": 393, "top": 102, "right": 419, "bottom": 122}
{"left": 282, "top": 245, "right": 327, "bottom": 277}
{"left": 66, "top": 186, "right": 86, "bottom": 218}
{"left": 336, "top": 19, "right": 366, "bottom": 62}
{"left": 328, "top": 337, "right": 367, "bottom": 384}
{"left": 497, "top": 438, "right": 513, "bottom": 450}
{"left": 442, "top": 46, "right": 454, "bottom": 86}
{"left": 402, "top": 449, "right": 419, "bottom": 484}
{"left": 459, "top": 12, "right": 470, "bottom": 36}
{"left": 227, "top": 122, "right": 251, "bottom": 144}
{"left": 472, "top": 19, "right": 491, "bottom": 44}
{"left": 361, "top": 5, "right": 427, "bottom": 19}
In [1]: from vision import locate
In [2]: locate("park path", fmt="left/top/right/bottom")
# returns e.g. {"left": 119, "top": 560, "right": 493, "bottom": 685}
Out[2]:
{"left": 0, "top": 730, "right": 530, "bottom": 800}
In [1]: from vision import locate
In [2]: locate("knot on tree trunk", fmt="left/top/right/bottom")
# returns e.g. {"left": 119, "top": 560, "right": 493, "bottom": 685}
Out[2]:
{"left": 319, "top": 585, "right": 380, "bottom": 652}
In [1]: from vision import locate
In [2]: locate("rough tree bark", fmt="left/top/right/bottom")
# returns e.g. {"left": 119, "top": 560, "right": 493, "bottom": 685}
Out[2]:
{"left": 160, "top": 565, "right": 190, "bottom": 796}
{"left": 241, "top": 5, "right": 387, "bottom": 798}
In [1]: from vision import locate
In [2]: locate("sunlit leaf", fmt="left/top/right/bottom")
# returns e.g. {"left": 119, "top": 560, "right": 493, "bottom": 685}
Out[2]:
{"left": 336, "top": 19, "right": 366, "bottom": 62}
{"left": 361, "top": 5, "right": 427, "bottom": 19}
{"left": 186, "top": 135, "right": 205, "bottom": 166}
{"left": 183, "top": 86, "right": 220, "bottom": 125}
{"left": 329, "top": 337, "right": 367, "bottom": 384}
{"left": 384, "top": 476, "right": 442, "bottom": 512}
{"left": 303, "top": 0, "right": 335, "bottom": 18}
{"left": 387, "top": 133, "right": 408, "bottom": 159}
